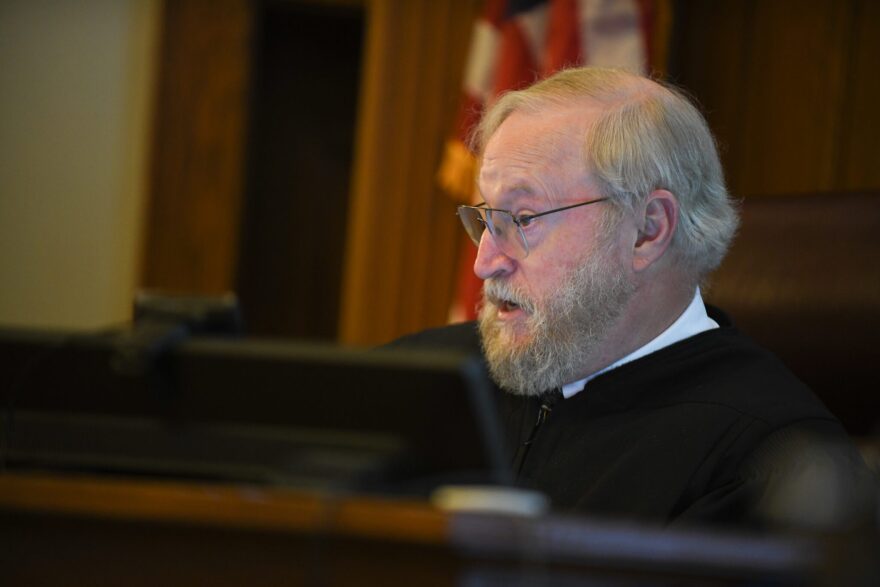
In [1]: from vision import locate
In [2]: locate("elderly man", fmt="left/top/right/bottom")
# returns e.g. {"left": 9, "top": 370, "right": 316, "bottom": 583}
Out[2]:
{"left": 392, "top": 68, "right": 870, "bottom": 527}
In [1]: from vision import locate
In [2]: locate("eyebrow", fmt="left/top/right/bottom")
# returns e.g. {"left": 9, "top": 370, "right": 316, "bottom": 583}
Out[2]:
{"left": 479, "top": 183, "right": 539, "bottom": 209}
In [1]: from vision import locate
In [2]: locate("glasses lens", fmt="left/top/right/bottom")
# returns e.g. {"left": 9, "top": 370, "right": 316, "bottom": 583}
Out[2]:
{"left": 487, "top": 210, "right": 528, "bottom": 258}
{"left": 457, "top": 207, "right": 486, "bottom": 245}
{"left": 458, "top": 206, "right": 529, "bottom": 259}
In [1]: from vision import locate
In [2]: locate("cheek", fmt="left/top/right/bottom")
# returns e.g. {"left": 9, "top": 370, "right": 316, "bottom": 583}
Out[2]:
{"left": 519, "top": 255, "right": 576, "bottom": 305}
{"left": 518, "top": 215, "right": 612, "bottom": 298}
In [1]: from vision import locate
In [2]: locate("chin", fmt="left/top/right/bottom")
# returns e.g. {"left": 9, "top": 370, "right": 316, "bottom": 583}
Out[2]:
{"left": 477, "top": 307, "right": 547, "bottom": 396}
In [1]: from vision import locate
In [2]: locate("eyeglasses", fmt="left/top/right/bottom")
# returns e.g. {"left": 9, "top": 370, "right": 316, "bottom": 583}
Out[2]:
{"left": 457, "top": 198, "right": 608, "bottom": 259}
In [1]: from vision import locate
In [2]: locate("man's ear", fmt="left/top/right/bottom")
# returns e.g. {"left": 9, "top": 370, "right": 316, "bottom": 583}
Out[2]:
{"left": 632, "top": 189, "right": 678, "bottom": 272}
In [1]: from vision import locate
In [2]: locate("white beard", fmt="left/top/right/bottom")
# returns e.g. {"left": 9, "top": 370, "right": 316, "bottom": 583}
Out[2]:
{"left": 478, "top": 244, "right": 635, "bottom": 397}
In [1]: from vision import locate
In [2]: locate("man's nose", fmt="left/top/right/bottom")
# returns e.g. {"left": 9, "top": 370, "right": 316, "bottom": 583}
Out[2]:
{"left": 473, "top": 229, "right": 515, "bottom": 280}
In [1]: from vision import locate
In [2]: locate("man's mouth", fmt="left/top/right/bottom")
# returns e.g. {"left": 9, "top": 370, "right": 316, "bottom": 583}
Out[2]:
{"left": 489, "top": 293, "right": 529, "bottom": 319}
{"left": 483, "top": 280, "right": 533, "bottom": 320}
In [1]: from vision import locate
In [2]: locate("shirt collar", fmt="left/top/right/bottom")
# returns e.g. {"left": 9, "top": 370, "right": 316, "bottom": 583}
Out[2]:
{"left": 561, "top": 288, "right": 719, "bottom": 399}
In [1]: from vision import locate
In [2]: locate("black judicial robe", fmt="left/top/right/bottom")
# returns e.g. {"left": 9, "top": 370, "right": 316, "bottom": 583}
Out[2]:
{"left": 389, "top": 308, "right": 871, "bottom": 527}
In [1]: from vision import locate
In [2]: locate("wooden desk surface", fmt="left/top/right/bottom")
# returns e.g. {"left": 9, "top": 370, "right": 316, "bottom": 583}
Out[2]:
{"left": 0, "top": 471, "right": 448, "bottom": 544}
{"left": 0, "top": 472, "right": 461, "bottom": 586}
{"left": 0, "top": 472, "right": 832, "bottom": 586}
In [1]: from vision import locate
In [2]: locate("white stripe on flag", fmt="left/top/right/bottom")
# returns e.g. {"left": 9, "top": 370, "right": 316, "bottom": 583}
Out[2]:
{"left": 579, "top": 0, "right": 646, "bottom": 72}
{"left": 464, "top": 20, "right": 502, "bottom": 101}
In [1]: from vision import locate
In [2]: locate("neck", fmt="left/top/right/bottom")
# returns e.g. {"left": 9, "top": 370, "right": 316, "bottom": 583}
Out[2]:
{"left": 579, "top": 274, "right": 695, "bottom": 379}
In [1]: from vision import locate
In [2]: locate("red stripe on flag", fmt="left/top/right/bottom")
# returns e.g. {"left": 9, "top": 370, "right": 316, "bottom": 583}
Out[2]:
{"left": 453, "top": 93, "right": 483, "bottom": 145}
{"left": 484, "top": 0, "right": 508, "bottom": 27}
{"left": 636, "top": 0, "right": 656, "bottom": 72}
{"left": 492, "top": 20, "right": 540, "bottom": 96}
{"left": 544, "top": 0, "right": 581, "bottom": 75}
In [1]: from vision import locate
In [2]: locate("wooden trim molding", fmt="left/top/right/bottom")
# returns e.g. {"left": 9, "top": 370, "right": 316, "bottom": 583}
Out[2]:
{"left": 339, "top": 0, "right": 478, "bottom": 346}
{"left": 141, "top": 0, "right": 253, "bottom": 295}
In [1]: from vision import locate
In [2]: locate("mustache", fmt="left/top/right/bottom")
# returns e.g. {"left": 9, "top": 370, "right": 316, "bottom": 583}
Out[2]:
{"left": 481, "top": 280, "right": 536, "bottom": 314}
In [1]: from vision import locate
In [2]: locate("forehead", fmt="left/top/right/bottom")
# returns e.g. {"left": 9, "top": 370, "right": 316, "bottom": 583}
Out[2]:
{"left": 478, "top": 105, "right": 600, "bottom": 203}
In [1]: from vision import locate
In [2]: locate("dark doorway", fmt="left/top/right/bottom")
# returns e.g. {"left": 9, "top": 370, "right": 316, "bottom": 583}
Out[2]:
{"left": 237, "top": 1, "right": 364, "bottom": 340}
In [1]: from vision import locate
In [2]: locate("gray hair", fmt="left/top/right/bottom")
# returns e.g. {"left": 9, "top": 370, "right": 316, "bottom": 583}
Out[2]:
{"left": 472, "top": 67, "right": 739, "bottom": 279}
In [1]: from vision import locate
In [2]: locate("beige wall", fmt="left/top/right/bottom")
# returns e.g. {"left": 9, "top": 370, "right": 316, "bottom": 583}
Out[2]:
{"left": 0, "top": 0, "right": 159, "bottom": 329}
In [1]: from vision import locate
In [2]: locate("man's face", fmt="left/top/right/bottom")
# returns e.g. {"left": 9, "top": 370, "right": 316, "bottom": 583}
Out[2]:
{"left": 475, "top": 107, "right": 635, "bottom": 396}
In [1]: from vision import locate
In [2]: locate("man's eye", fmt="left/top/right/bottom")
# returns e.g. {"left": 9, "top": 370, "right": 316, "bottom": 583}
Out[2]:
{"left": 517, "top": 215, "right": 535, "bottom": 227}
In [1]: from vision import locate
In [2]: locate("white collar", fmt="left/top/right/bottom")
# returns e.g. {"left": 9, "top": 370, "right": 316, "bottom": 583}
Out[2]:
{"left": 561, "top": 288, "right": 718, "bottom": 399}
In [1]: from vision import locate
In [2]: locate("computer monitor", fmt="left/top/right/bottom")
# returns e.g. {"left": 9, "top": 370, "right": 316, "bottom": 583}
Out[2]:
{"left": 0, "top": 327, "right": 512, "bottom": 492}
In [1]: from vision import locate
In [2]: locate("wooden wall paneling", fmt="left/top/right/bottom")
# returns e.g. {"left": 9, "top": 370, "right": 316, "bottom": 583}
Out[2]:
{"left": 384, "top": 0, "right": 423, "bottom": 337}
{"left": 397, "top": 0, "right": 476, "bottom": 335}
{"left": 394, "top": 2, "right": 430, "bottom": 334}
{"left": 670, "top": 0, "right": 754, "bottom": 197}
{"left": 736, "top": 0, "right": 852, "bottom": 196}
{"left": 838, "top": 0, "right": 880, "bottom": 190}
{"left": 340, "top": 0, "right": 405, "bottom": 346}
{"left": 339, "top": 0, "right": 477, "bottom": 346}
{"left": 142, "top": 0, "right": 252, "bottom": 294}
{"left": 671, "top": 0, "right": 880, "bottom": 197}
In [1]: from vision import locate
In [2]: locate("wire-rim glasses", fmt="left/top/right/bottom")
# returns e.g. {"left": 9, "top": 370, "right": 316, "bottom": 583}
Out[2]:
{"left": 457, "top": 198, "right": 609, "bottom": 259}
